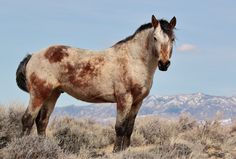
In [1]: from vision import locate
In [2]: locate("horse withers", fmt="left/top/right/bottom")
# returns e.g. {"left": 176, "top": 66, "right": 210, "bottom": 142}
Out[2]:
{"left": 16, "top": 15, "right": 176, "bottom": 152}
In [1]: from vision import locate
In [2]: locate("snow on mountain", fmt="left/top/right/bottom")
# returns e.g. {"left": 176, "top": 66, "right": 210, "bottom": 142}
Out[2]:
{"left": 54, "top": 93, "right": 236, "bottom": 120}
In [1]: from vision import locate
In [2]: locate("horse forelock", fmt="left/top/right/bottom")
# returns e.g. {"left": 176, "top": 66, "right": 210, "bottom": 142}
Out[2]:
{"left": 159, "top": 19, "right": 175, "bottom": 40}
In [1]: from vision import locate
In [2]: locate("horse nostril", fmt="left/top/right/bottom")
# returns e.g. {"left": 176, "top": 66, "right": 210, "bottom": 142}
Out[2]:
{"left": 158, "top": 60, "right": 163, "bottom": 67}
{"left": 166, "top": 61, "right": 171, "bottom": 67}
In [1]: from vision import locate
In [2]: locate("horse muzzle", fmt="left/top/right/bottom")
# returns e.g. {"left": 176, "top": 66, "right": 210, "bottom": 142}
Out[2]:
{"left": 158, "top": 60, "right": 170, "bottom": 71}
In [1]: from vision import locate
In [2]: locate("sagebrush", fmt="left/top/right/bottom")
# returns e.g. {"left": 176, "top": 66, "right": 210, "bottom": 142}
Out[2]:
{"left": 0, "top": 104, "right": 235, "bottom": 159}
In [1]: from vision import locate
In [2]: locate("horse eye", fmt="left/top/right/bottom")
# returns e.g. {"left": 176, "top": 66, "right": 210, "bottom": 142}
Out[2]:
{"left": 154, "top": 37, "right": 157, "bottom": 41}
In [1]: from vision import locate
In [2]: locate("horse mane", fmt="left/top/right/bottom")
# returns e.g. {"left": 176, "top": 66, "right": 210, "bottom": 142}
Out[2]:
{"left": 114, "top": 19, "right": 174, "bottom": 46}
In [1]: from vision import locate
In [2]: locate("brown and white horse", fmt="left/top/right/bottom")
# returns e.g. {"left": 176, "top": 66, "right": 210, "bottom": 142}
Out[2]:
{"left": 16, "top": 15, "right": 176, "bottom": 152}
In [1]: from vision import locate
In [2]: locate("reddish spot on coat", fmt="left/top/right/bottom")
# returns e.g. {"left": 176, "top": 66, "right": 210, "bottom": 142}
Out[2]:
{"left": 44, "top": 45, "right": 69, "bottom": 63}
{"left": 131, "top": 83, "right": 149, "bottom": 104}
{"left": 32, "top": 98, "right": 43, "bottom": 108}
{"left": 63, "top": 63, "right": 79, "bottom": 86}
{"left": 131, "top": 84, "right": 143, "bottom": 99}
{"left": 29, "top": 72, "right": 52, "bottom": 108}
{"left": 116, "top": 94, "right": 126, "bottom": 112}
{"left": 117, "top": 57, "right": 129, "bottom": 84}
{"left": 62, "top": 57, "right": 105, "bottom": 88}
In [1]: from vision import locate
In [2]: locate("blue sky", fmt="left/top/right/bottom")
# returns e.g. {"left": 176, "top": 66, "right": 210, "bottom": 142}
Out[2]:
{"left": 0, "top": 0, "right": 236, "bottom": 106}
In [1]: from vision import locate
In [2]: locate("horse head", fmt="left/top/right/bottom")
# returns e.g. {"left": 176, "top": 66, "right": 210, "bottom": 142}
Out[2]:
{"left": 151, "top": 15, "right": 176, "bottom": 71}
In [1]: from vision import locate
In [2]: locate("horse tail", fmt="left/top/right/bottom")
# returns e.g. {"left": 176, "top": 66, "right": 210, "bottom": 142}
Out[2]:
{"left": 16, "top": 54, "right": 32, "bottom": 93}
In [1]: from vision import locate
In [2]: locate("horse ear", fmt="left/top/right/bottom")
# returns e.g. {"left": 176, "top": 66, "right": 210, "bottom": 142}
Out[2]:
{"left": 152, "top": 15, "right": 159, "bottom": 28}
{"left": 170, "top": 16, "right": 176, "bottom": 29}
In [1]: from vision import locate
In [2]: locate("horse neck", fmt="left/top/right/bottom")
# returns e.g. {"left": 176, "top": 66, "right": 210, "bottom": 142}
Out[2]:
{"left": 126, "top": 28, "right": 159, "bottom": 75}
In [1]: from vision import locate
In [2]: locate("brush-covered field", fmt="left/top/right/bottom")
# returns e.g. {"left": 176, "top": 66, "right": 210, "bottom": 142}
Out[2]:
{"left": 0, "top": 103, "right": 236, "bottom": 159}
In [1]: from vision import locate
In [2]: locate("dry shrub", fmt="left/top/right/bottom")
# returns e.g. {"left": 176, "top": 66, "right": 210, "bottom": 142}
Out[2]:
{"left": 0, "top": 104, "right": 25, "bottom": 149}
{"left": 103, "top": 148, "right": 156, "bottom": 159}
{"left": 176, "top": 118, "right": 235, "bottom": 158}
{"left": 117, "top": 150, "right": 156, "bottom": 159}
{"left": 203, "top": 144, "right": 225, "bottom": 158}
{"left": 50, "top": 117, "right": 115, "bottom": 154}
{"left": 170, "top": 143, "right": 192, "bottom": 158}
{"left": 78, "top": 148, "right": 106, "bottom": 159}
{"left": 148, "top": 140, "right": 193, "bottom": 159}
{"left": 137, "top": 118, "right": 176, "bottom": 145}
{"left": 1, "top": 104, "right": 236, "bottom": 159}
{"left": 221, "top": 128, "right": 236, "bottom": 159}
{"left": 130, "top": 130, "right": 146, "bottom": 147}
{"left": 177, "top": 114, "right": 197, "bottom": 132}
{"left": 1, "top": 135, "right": 70, "bottom": 159}
{"left": 0, "top": 106, "right": 7, "bottom": 149}
{"left": 178, "top": 120, "right": 228, "bottom": 145}
{"left": 199, "top": 120, "right": 227, "bottom": 144}
{"left": 230, "top": 120, "right": 236, "bottom": 134}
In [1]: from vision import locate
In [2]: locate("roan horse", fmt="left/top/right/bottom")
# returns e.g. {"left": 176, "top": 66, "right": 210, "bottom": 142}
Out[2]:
{"left": 16, "top": 15, "right": 176, "bottom": 152}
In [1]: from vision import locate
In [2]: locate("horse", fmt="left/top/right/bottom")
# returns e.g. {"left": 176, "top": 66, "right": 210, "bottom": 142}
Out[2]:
{"left": 16, "top": 15, "right": 176, "bottom": 152}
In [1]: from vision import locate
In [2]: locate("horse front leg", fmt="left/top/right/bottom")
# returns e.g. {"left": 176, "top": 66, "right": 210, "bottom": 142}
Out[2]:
{"left": 113, "top": 93, "right": 143, "bottom": 152}
{"left": 122, "top": 101, "right": 143, "bottom": 148}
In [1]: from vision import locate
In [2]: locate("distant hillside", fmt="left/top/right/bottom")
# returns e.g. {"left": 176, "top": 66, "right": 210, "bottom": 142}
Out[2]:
{"left": 54, "top": 93, "right": 236, "bottom": 120}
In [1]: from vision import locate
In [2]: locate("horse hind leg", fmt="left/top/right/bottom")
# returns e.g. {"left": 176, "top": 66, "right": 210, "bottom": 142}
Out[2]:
{"left": 21, "top": 95, "right": 49, "bottom": 136}
{"left": 21, "top": 75, "right": 55, "bottom": 136}
{"left": 36, "top": 90, "right": 61, "bottom": 136}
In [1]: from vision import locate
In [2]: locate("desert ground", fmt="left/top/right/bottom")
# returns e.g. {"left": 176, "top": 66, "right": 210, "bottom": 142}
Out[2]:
{"left": 0, "top": 103, "right": 236, "bottom": 159}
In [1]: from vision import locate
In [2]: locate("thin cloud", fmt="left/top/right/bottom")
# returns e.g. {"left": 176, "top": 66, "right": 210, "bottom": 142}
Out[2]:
{"left": 177, "top": 44, "right": 197, "bottom": 52}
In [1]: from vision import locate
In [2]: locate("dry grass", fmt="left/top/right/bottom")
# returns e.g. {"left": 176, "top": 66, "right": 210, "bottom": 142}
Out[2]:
{"left": 49, "top": 117, "right": 115, "bottom": 154}
{"left": 0, "top": 104, "right": 236, "bottom": 159}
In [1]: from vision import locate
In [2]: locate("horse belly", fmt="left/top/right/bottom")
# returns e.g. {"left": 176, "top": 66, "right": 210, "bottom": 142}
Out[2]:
{"left": 61, "top": 81, "right": 115, "bottom": 103}
{"left": 57, "top": 51, "right": 116, "bottom": 103}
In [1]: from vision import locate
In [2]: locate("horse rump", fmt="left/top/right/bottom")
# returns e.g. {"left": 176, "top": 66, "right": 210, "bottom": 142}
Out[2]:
{"left": 16, "top": 54, "right": 32, "bottom": 92}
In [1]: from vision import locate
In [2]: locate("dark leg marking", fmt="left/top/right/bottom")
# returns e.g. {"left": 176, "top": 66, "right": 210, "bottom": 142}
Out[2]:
{"left": 113, "top": 114, "right": 137, "bottom": 152}
{"left": 21, "top": 111, "right": 34, "bottom": 136}
{"left": 35, "top": 90, "right": 60, "bottom": 136}
{"left": 35, "top": 108, "right": 48, "bottom": 136}
{"left": 113, "top": 100, "right": 143, "bottom": 152}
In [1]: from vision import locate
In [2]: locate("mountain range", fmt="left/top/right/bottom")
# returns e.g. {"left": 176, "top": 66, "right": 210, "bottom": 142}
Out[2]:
{"left": 53, "top": 93, "right": 236, "bottom": 120}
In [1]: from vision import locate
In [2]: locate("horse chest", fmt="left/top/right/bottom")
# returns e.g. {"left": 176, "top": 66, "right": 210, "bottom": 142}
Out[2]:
{"left": 128, "top": 71, "right": 153, "bottom": 101}
{"left": 130, "top": 84, "right": 149, "bottom": 101}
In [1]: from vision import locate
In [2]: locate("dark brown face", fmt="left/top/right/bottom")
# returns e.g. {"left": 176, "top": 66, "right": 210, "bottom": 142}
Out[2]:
{"left": 151, "top": 15, "right": 176, "bottom": 72}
